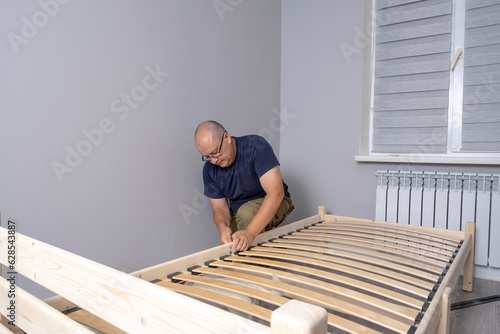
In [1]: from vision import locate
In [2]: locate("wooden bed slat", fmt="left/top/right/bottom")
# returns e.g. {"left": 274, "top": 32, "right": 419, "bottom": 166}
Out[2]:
{"left": 312, "top": 220, "right": 461, "bottom": 246}
{"left": 217, "top": 255, "right": 424, "bottom": 309}
{"left": 305, "top": 226, "right": 457, "bottom": 257}
{"left": 319, "top": 222, "right": 459, "bottom": 248}
{"left": 248, "top": 244, "right": 435, "bottom": 292}
{"left": 166, "top": 274, "right": 380, "bottom": 334}
{"left": 324, "top": 216, "right": 463, "bottom": 243}
{"left": 298, "top": 228, "right": 454, "bottom": 260}
{"left": 280, "top": 235, "right": 444, "bottom": 274}
{"left": 323, "top": 214, "right": 464, "bottom": 241}
{"left": 286, "top": 232, "right": 449, "bottom": 266}
{"left": 192, "top": 266, "right": 413, "bottom": 334}
{"left": 157, "top": 281, "right": 273, "bottom": 322}
{"left": 171, "top": 273, "right": 290, "bottom": 306}
{"left": 67, "top": 310, "right": 126, "bottom": 334}
{"left": 262, "top": 240, "right": 440, "bottom": 281}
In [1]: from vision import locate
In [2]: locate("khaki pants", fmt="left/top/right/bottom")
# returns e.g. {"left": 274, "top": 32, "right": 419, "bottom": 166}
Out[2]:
{"left": 230, "top": 196, "right": 294, "bottom": 234}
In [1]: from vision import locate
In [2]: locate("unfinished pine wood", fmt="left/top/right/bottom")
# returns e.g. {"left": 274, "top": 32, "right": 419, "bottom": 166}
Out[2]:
{"left": 130, "top": 242, "right": 233, "bottom": 282}
{"left": 320, "top": 221, "right": 460, "bottom": 246}
{"left": 324, "top": 215, "right": 464, "bottom": 244}
{"left": 44, "top": 243, "right": 236, "bottom": 314}
{"left": 286, "top": 231, "right": 449, "bottom": 266}
{"left": 0, "top": 227, "right": 269, "bottom": 334}
{"left": 43, "top": 296, "right": 78, "bottom": 314}
{"left": 435, "top": 287, "right": 452, "bottom": 334}
{"left": 172, "top": 273, "right": 290, "bottom": 306}
{"left": 169, "top": 274, "right": 380, "bottom": 334}
{"left": 414, "top": 232, "right": 472, "bottom": 334}
{"left": 463, "top": 222, "right": 475, "bottom": 292}
{"left": 212, "top": 257, "right": 429, "bottom": 312}
{"left": 324, "top": 214, "right": 464, "bottom": 242}
{"left": 248, "top": 244, "right": 435, "bottom": 292}
{"left": 218, "top": 255, "right": 424, "bottom": 309}
{"left": 0, "top": 276, "right": 94, "bottom": 334}
{"left": 300, "top": 227, "right": 454, "bottom": 260}
{"left": 271, "top": 300, "right": 327, "bottom": 334}
{"left": 157, "top": 281, "right": 273, "bottom": 323}
{"left": 252, "top": 215, "right": 321, "bottom": 246}
{"left": 262, "top": 239, "right": 441, "bottom": 280}
{"left": 67, "top": 310, "right": 127, "bottom": 334}
{"left": 255, "top": 242, "right": 435, "bottom": 289}
{"left": 279, "top": 235, "right": 445, "bottom": 273}
{"left": 0, "top": 324, "right": 13, "bottom": 334}
{"left": 0, "top": 205, "right": 474, "bottom": 334}
{"left": 306, "top": 223, "right": 458, "bottom": 252}
{"left": 317, "top": 206, "right": 326, "bottom": 221}
{"left": 192, "top": 266, "right": 413, "bottom": 334}
{"left": 303, "top": 225, "right": 454, "bottom": 255}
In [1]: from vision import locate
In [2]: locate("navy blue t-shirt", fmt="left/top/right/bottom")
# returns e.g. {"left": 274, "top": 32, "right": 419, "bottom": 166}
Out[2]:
{"left": 203, "top": 135, "right": 290, "bottom": 213}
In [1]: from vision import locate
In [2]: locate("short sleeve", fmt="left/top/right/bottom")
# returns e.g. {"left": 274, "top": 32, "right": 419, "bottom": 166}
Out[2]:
{"left": 251, "top": 136, "right": 280, "bottom": 178}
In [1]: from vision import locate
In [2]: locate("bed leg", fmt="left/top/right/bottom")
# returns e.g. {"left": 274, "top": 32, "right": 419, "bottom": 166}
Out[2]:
{"left": 271, "top": 299, "right": 327, "bottom": 334}
{"left": 318, "top": 206, "right": 326, "bottom": 221}
{"left": 463, "top": 222, "right": 475, "bottom": 292}
{"left": 435, "top": 287, "right": 452, "bottom": 334}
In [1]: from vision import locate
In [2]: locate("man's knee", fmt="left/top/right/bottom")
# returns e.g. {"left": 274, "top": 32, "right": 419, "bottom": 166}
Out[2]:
{"left": 235, "top": 198, "right": 264, "bottom": 231}
{"left": 233, "top": 197, "right": 294, "bottom": 233}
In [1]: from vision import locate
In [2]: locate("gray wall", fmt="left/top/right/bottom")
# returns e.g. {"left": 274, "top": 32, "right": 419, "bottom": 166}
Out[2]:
{"left": 0, "top": 0, "right": 281, "bottom": 297}
{"left": 280, "top": 1, "right": 500, "bottom": 280}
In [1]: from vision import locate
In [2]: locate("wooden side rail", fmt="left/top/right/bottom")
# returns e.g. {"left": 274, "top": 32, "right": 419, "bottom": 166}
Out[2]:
{"left": 0, "top": 213, "right": 326, "bottom": 334}
{"left": 0, "top": 226, "right": 269, "bottom": 333}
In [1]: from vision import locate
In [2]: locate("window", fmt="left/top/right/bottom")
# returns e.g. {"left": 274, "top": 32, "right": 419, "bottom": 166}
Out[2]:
{"left": 357, "top": 0, "right": 500, "bottom": 164}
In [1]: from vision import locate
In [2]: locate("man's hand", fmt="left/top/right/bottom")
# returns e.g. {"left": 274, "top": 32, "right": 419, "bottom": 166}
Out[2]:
{"left": 231, "top": 229, "right": 257, "bottom": 252}
{"left": 219, "top": 225, "right": 232, "bottom": 245}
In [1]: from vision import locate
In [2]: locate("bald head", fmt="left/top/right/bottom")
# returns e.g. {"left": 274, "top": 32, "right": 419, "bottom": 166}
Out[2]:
{"left": 195, "top": 121, "right": 226, "bottom": 139}
{"left": 194, "top": 121, "right": 226, "bottom": 152}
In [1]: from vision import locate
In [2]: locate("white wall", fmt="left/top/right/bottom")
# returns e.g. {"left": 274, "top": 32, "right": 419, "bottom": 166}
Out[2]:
{"left": 0, "top": 0, "right": 281, "bottom": 297}
{"left": 280, "top": 0, "right": 500, "bottom": 280}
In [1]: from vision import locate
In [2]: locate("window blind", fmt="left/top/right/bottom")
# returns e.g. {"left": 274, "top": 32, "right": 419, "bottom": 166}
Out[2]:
{"left": 462, "top": 0, "right": 500, "bottom": 152}
{"left": 372, "top": 0, "right": 452, "bottom": 154}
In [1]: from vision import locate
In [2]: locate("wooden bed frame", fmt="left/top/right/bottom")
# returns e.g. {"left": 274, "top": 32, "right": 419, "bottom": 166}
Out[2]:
{"left": 0, "top": 206, "right": 474, "bottom": 334}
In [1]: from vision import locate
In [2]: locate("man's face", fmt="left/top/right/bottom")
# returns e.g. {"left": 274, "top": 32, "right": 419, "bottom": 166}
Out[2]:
{"left": 196, "top": 132, "right": 234, "bottom": 168}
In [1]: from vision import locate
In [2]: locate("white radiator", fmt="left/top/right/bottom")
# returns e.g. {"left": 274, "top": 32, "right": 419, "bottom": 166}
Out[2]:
{"left": 375, "top": 170, "right": 500, "bottom": 268}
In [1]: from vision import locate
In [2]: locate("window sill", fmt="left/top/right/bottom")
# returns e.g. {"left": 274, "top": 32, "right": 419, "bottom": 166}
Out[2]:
{"left": 355, "top": 155, "right": 500, "bottom": 166}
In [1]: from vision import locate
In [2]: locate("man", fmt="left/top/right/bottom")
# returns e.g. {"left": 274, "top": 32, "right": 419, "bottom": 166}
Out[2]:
{"left": 194, "top": 121, "right": 294, "bottom": 252}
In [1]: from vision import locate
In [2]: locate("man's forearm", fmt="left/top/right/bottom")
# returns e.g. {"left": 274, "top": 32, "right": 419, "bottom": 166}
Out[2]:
{"left": 213, "top": 210, "right": 231, "bottom": 230}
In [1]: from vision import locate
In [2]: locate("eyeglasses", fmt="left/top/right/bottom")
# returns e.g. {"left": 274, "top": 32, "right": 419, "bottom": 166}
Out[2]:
{"left": 201, "top": 132, "right": 226, "bottom": 161}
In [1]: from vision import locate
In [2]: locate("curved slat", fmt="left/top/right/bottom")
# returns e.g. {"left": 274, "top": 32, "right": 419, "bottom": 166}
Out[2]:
{"left": 192, "top": 267, "right": 412, "bottom": 334}
{"left": 263, "top": 239, "right": 440, "bottom": 280}
{"left": 281, "top": 235, "right": 444, "bottom": 273}
{"left": 215, "top": 256, "right": 424, "bottom": 309}
{"left": 299, "top": 227, "right": 453, "bottom": 260}
{"left": 169, "top": 274, "right": 380, "bottom": 334}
